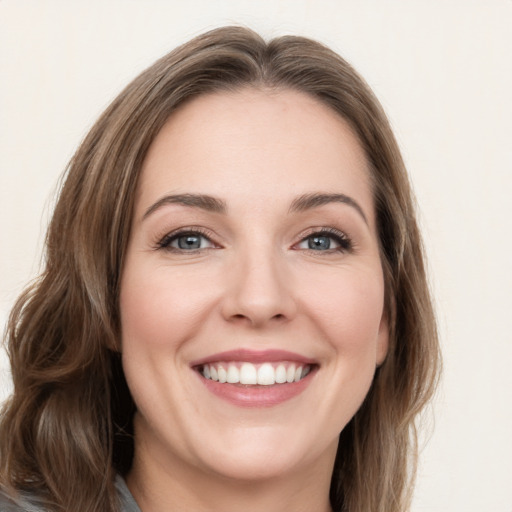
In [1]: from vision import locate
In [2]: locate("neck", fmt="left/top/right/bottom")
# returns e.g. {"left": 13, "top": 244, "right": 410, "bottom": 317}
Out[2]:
{"left": 126, "top": 433, "right": 335, "bottom": 512}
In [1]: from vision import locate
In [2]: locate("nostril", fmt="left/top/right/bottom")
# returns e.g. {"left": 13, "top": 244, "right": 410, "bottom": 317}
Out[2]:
{"left": 229, "top": 314, "right": 252, "bottom": 324}
{"left": 227, "top": 312, "right": 287, "bottom": 326}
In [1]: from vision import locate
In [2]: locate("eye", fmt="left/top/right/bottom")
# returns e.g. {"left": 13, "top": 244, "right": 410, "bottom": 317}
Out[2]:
{"left": 295, "top": 229, "right": 352, "bottom": 253}
{"left": 157, "top": 230, "right": 216, "bottom": 252}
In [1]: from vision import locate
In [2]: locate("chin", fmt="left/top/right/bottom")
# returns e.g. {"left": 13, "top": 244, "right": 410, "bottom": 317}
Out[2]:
{"left": 188, "top": 425, "right": 337, "bottom": 482}
{"left": 202, "top": 450, "right": 308, "bottom": 482}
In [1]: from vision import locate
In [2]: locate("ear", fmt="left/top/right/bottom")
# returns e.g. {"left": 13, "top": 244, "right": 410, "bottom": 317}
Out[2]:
{"left": 376, "top": 312, "right": 389, "bottom": 366}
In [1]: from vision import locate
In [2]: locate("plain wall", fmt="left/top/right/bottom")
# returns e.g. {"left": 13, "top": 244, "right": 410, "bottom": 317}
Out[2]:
{"left": 1, "top": 1, "right": 511, "bottom": 510}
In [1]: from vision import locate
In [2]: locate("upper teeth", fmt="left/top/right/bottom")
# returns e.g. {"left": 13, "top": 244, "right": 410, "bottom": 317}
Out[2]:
{"left": 201, "top": 362, "right": 311, "bottom": 385}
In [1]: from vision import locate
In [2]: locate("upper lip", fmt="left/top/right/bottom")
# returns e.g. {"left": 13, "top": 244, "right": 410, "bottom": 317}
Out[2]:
{"left": 190, "top": 349, "right": 318, "bottom": 367}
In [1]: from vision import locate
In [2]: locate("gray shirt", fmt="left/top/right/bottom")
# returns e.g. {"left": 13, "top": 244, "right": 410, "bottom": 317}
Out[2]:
{"left": 0, "top": 476, "right": 141, "bottom": 512}
{"left": 115, "top": 476, "right": 141, "bottom": 512}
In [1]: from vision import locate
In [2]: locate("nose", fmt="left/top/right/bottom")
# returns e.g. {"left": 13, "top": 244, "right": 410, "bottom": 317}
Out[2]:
{"left": 221, "top": 247, "right": 297, "bottom": 328}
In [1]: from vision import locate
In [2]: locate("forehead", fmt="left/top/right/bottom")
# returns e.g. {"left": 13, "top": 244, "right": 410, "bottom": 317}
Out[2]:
{"left": 138, "top": 88, "right": 374, "bottom": 220}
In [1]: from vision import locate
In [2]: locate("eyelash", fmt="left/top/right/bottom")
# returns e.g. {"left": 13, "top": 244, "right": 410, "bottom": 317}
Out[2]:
{"left": 155, "top": 227, "right": 353, "bottom": 254}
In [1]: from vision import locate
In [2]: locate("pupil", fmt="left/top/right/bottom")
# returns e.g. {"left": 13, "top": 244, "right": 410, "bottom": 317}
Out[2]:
{"left": 178, "top": 235, "right": 201, "bottom": 249}
{"left": 309, "top": 236, "right": 330, "bottom": 250}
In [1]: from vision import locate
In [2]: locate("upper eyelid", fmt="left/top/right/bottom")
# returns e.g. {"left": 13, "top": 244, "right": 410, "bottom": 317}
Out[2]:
{"left": 155, "top": 226, "right": 218, "bottom": 249}
{"left": 295, "top": 226, "right": 350, "bottom": 241}
{"left": 159, "top": 226, "right": 216, "bottom": 238}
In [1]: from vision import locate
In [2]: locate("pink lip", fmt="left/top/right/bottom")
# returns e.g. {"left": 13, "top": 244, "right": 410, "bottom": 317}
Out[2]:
{"left": 190, "top": 348, "right": 317, "bottom": 367}
{"left": 191, "top": 349, "right": 318, "bottom": 408}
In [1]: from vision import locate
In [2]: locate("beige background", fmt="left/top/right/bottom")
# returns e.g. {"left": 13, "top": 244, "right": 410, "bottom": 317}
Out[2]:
{"left": 1, "top": 1, "right": 511, "bottom": 510}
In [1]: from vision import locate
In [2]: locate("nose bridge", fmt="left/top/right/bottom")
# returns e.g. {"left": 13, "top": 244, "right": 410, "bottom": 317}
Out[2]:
{"left": 222, "top": 238, "right": 296, "bottom": 326}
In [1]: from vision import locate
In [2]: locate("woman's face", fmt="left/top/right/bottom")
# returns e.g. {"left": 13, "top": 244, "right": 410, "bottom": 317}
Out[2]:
{"left": 120, "top": 88, "right": 388, "bottom": 482}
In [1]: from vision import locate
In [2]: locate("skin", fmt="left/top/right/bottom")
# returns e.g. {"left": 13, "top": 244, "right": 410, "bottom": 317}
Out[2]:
{"left": 120, "top": 88, "right": 388, "bottom": 512}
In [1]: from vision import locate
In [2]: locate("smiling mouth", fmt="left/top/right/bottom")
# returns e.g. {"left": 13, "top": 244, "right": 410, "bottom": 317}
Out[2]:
{"left": 191, "top": 349, "right": 318, "bottom": 406}
{"left": 197, "top": 361, "right": 314, "bottom": 386}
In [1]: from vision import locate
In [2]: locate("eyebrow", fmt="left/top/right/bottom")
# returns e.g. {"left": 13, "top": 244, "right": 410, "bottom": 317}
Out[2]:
{"left": 142, "top": 191, "right": 368, "bottom": 225}
{"left": 289, "top": 193, "right": 368, "bottom": 225}
{"left": 143, "top": 193, "right": 227, "bottom": 220}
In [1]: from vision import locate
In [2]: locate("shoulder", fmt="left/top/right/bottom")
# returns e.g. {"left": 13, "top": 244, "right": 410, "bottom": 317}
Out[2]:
{"left": 0, "top": 477, "right": 139, "bottom": 512}
{"left": 0, "top": 494, "right": 21, "bottom": 511}
{"left": 0, "top": 490, "right": 46, "bottom": 512}
{"left": 115, "top": 475, "right": 141, "bottom": 512}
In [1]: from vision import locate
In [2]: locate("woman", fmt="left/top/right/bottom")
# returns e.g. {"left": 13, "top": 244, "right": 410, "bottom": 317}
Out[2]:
{"left": 0, "top": 26, "right": 440, "bottom": 512}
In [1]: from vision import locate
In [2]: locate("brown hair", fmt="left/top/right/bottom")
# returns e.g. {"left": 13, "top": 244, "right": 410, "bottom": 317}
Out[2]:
{"left": 0, "top": 26, "right": 440, "bottom": 512}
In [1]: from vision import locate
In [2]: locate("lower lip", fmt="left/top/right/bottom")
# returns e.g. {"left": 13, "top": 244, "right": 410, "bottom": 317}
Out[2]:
{"left": 196, "top": 370, "right": 316, "bottom": 408}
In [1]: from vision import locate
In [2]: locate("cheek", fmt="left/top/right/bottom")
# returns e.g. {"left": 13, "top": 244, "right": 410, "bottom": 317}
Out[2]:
{"left": 118, "top": 262, "right": 217, "bottom": 429}
{"left": 290, "top": 266, "right": 386, "bottom": 439}
{"left": 302, "top": 267, "right": 386, "bottom": 352}
{"left": 119, "top": 262, "right": 219, "bottom": 351}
